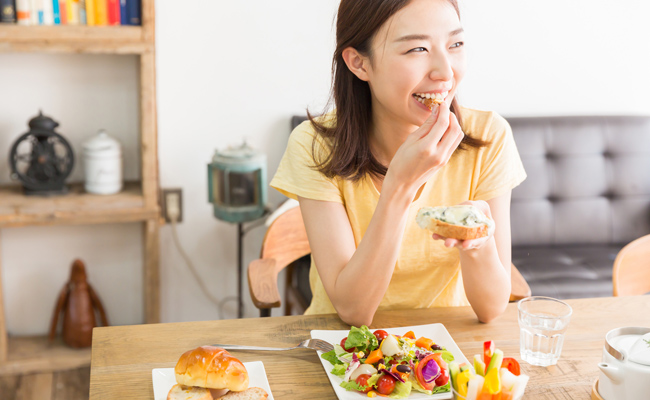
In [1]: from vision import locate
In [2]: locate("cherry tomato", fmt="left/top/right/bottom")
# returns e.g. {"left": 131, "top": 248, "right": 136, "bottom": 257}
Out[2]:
{"left": 355, "top": 374, "right": 372, "bottom": 393}
{"left": 373, "top": 329, "right": 389, "bottom": 343}
{"left": 434, "top": 366, "right": 450, "bottom": 387}
{"left": 340, "top": 337, "right": 355, "bottom": 353}
{"left": 376, "top": 374, "right": 396, "bottom": 395}
{"left": 502, "top": 357, "right": 521, "bottom": 376}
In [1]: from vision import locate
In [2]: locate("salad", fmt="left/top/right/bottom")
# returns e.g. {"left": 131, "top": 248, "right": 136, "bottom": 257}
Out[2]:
{"left": 320, "top": 325, "right": 454, "bottom": 398}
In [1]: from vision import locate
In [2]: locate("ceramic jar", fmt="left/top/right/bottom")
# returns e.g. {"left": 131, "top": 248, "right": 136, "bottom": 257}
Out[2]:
{"left": 82, "top": 130, "right": 123, "bottom": 195}
{"left": 598, "top": 327, "right": 650, "bottom": 400}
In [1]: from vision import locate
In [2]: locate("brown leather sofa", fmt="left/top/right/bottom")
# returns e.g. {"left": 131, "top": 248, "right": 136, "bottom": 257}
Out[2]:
{"left": 508, "top": 116, "right": 650, "bottom": 299}
{"left": 287, "top": 115, "right": 650, "bottom": 303}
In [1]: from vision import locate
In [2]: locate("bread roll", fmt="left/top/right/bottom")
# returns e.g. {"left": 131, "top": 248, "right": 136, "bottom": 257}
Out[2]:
{"left": 167, "top": 384, "right": 213, "bottom": 400}
{"left": 175, "top": 346, "right": 249, "bottom": 392}
{"left": 416, "top": 205, "right": 494, "bottom": 241}
{"left": 218, "top": 387, "right": 268, "bottom": 400}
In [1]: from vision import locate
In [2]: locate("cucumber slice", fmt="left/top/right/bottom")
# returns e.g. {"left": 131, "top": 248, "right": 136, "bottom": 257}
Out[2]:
{"left": 486, "top": 349, "right": 504, "bottom": 372}
{"left": 449, "top": 361, "right": 461, "bottom": 392}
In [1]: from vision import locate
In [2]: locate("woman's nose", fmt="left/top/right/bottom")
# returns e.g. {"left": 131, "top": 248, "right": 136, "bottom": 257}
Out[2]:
{"left": 428, "top": 51, "right": 453, "bottom": 82}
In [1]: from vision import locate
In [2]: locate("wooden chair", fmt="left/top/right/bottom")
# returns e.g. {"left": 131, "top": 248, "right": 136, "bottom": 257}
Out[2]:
{"left": 248, "top": 205, "right": 531, "bottom": 317}
{"left": 613, "top": 234, "right": 650, "bottom": 296}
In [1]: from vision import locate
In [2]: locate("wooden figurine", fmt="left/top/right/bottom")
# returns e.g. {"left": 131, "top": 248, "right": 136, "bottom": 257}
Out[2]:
{"left": 48, "top": 259, "right": 109, "bottom": 348}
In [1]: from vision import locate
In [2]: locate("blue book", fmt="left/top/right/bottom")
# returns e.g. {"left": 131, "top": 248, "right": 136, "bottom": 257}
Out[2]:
{"left": 126, "top": 0, "right": 139, "bottom": 25}
{"left": 119, "top": 0, "right": 126, "bottom": 25}
{"left": 52, "top": 0, "right": 60, "bottom": 24}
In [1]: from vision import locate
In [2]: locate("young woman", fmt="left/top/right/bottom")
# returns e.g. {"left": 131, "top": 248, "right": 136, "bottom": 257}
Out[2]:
{"left": 271, "top": 0, "right": 526, "bottom": 326}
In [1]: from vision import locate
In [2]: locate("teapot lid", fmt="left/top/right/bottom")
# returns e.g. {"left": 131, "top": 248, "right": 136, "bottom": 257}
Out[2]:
{"left": 212, "top": 141, "right": 266, "bottom": 165}
{"left": 628, "top": 332, "right": 650, "bottom": 366}
{"left": 83, "top": 129, "right": 122, "bottom": 153}
{"left": 606, "top": 327, "right": 650, "bottom": 366}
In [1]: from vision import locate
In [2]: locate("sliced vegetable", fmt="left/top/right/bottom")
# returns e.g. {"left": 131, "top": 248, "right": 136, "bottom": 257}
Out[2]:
{"left": 457, "top": 369, "right": 471, "bottom": 397}
{"left": 403, "top": 331, "right": 416, "bottom": 340}
{"left": 350, "top": 364, "right": 378, "bottom": 381}
{"left": 415, "top": 354, "right": 439, "bottom": 391}
{"left": 340, "top": 337, "right": 355, "bottom": 353}
{"left": 449, "top": 361, "right": 460, "bottom": 392}
{"left": 431, "top": 352, "right": 447, "bottom": 370}
{"left": 365, "top": 349, "right": 383, "bottom": 365}
{"left": 415, "top": 337, "right": 434, "bottom": 350}
{"left": 483, "top": 367, "right": 501, "bottom": 394}
{"left": 484, "top": 340, "right": 495, "bottom": 367}
{"left": 474, "top": 354, "right": 486, "bottom": 376}
{"left": 487, "top": 349, "right": 504, "bottom": 373}
{"left": 379, "top": 334, "right": 402, "bottom": 357}
{"left": 346, "top": 326, "right": 379, "bottom": 354}
{"left": 501, "top": 357, "right": 521, "bottom": 376}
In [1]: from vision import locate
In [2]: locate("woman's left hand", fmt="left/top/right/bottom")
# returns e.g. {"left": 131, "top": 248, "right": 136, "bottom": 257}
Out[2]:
{"left": 432, "top": 200, "right": 494, "bottom": 250}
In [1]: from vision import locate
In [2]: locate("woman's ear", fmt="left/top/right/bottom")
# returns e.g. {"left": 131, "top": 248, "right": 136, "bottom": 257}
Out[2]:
{"left": 342, "top": 47, "right": 370, "bottom": 82}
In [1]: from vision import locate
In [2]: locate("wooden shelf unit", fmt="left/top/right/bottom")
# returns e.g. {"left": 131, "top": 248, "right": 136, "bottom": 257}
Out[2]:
{"left": 0, "top": 0, "right": 160, "bottom": 375}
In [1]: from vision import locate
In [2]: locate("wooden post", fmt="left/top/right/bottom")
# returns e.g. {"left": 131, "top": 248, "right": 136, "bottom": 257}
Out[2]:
{"left": 144, "top": 218, "right": 160, "bottom": 323}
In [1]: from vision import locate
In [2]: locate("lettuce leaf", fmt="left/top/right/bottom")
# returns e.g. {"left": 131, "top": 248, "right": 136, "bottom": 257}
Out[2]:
{"left": 432, "top": 381, "right": 451, "bottom": 394}
{"left": 330, "top": 364, "right": 347, "bottom": 376}
{"left": 388, "top": 381, "right": 412, "bottom": 399}
{"left": 345, "top": 325, "right": 379, "bottom": 353}
{"left": 340, "top": 380, "right": 368, "bottom": 392}
{"left": 321, "top": 348, "right": 343, "bottom": 365}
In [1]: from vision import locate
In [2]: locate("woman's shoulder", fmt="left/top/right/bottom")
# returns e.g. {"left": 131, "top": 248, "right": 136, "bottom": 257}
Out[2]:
{"left": 459, "top": 106, "right": 510, "bottom": 141}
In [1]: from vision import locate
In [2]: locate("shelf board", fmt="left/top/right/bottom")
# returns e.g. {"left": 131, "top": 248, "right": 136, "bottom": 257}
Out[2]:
{"left": 0, "top": 25, "right": 152, "bottom": 54}
{"left": 0, "top": 335, "right": 91, "bottom": 376}
{"left": 0, "top": 181, "right": 159, "bottom": 228}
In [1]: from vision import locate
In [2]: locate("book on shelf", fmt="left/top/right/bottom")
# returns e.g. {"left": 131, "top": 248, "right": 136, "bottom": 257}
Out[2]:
{"left": 106, "top": 0, "right": 118, "bottom": 25}
{"left": 1, "top": 0, "right": 17, "bottom": 23}
{"left": 1, "top": 0, "right": 141, "bottom": 25}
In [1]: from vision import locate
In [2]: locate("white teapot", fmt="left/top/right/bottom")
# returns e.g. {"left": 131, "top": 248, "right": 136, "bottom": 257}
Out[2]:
{"left": 598, "top": 327, "right": 650, "bottom": 400}
{"left": 82, "top": 129, "right": 123, "bottom": 195}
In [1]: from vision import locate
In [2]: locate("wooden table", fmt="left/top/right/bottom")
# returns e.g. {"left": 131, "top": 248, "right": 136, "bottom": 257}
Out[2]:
{"left": 89, "top": 296, "right": 650, "bottom": 399}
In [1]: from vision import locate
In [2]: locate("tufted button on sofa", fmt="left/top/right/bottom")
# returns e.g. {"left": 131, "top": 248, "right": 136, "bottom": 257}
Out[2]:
{"left": 507, "top": 116, "right": 650, "bottom": 299}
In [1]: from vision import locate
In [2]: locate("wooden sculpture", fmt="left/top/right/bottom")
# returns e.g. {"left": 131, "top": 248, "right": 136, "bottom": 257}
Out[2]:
{"left": 48, "top": 259, "right": 109, "bottom": 348}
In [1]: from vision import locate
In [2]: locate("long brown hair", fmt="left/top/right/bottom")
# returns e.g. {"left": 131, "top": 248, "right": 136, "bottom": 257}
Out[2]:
{"left": 308, "top": 0, "right": 489, "bottom": 182}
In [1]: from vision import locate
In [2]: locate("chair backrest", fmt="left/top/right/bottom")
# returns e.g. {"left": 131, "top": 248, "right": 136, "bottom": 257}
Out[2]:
{"left": 508, "top": 116, "right": 650, "bottom": 246}
{"left": 260, "top": 206, "right": 311, "bottom": 273}
{"left": 613, "top": 234, "right": 650, "bottom": 296}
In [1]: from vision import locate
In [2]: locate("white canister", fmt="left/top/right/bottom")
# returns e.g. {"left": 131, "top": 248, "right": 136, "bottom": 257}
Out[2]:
{"left": 82, "top": 130, "right": 123, "bottom": 195}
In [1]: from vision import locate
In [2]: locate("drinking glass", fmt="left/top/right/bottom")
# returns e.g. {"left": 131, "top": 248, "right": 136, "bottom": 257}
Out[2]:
{"left": 518, "top": 296, "right": 572, "bottom": 366}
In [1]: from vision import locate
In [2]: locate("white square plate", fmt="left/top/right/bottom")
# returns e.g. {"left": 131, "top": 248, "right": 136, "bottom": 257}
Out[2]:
{"left": 152, "top": 361, "right": 274, "bottom": 400}
{"left": 311, "top": 323, "right": 470, "bottom": 399}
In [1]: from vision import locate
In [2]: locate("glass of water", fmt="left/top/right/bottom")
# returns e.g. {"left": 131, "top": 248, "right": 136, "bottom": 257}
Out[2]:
{"left": 518, "top": 296, "right": 572, "bottom": 366}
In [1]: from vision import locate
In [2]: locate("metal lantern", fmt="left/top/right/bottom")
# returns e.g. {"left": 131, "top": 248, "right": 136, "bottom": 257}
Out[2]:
{"left": 207, "top": 142, "right": 267, "bottom": 223}
{"left": 9, "top": 111, "right": 74, "bottom": 196}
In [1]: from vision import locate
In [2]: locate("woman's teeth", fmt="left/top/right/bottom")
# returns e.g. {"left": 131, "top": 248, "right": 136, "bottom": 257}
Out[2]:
{"left": 414, "top": 91, "right": 448, "bottom": 103}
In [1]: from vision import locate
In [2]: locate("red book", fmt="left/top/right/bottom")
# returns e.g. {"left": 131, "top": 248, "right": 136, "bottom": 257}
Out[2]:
{"left": 107, "top": 0, "right": 119, "bottom": 25}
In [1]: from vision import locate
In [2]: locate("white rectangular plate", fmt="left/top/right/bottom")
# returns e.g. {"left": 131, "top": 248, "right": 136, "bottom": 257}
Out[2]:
{"left": 152, "top": 361, "right": 274, "bottom": 400}
{"left": 311, "top": 323, "right": 470, "bottom": 400}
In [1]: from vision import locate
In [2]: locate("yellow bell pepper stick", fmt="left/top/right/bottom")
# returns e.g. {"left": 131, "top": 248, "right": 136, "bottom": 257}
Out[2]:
{"left": 457, "top": 369, "right": 471, "bottom": 397}
{"left": 482, "top": 367, "right": 501, "bottom": 395}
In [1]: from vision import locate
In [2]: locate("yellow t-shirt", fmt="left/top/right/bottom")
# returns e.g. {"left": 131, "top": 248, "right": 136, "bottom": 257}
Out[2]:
{"left": 270, "top": 107, "right": 527, "bottom": 315}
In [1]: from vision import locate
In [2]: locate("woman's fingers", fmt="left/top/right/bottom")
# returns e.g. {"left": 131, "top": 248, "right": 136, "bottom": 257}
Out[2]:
{"left": 421, "top": 103, "right": 451, "bottom": 145}
{"left": 410, "top": 104, "right": 440, "bottom": 140}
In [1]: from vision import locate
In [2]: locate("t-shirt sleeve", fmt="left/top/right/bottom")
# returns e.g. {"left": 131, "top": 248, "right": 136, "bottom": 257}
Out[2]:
{"left": 473, "top": 112, "right": 527, "bottom": 201}
{"left": 270, "top": 121, "right": 344, "bottom": 203}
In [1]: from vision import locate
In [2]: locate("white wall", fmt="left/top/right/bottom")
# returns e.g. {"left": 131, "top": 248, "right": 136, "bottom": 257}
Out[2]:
{"left": 1, "top": 0, "right": 649, "bottom": 334}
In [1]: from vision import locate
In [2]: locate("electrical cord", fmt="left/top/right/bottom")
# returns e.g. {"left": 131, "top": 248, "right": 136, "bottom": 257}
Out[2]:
{"left": 169, "top": 214, "right": 237, "bottom": 319}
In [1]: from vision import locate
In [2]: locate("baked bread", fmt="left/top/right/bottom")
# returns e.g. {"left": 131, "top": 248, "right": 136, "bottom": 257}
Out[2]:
{"left": 423, "top": 96, "right": 444, "bottom": 110}
{"left": 416, "top": 205, "right": 494, "bottom": 240}
{"left": 218, "top": 387, "right": 268, "bottom": 400}
{"left": 167, "top": 384, "right": 213, "bottom": 400}
{"left": 174, "top": 346, "right": 249, "bottom": 392}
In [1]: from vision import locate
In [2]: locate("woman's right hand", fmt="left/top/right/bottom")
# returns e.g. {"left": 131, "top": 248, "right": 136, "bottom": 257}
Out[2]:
{"left": 384, "top": 103, "right": 465, "bottom": 195}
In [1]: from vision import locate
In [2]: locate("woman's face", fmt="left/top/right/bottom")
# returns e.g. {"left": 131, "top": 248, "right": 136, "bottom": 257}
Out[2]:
{"left": 364, "top": 0, "right": 466, "bottom": 128}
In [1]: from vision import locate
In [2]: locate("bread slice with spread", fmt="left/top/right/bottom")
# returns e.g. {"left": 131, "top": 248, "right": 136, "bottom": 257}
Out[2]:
{"left": 416, "top": 205, "right": 494, "bottom": 241}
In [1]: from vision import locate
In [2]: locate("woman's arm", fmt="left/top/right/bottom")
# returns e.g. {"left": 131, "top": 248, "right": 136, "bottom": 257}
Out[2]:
{"left": 299, "top": 104, "right": 464, "bottom": 327}
{"left": 298, "top": 181, "right": 412, "bottom": 327}
{"left": 436, "top": 193, "right": 513, "bottom": 323}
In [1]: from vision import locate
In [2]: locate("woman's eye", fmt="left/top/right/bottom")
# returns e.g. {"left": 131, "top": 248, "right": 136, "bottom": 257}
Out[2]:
{"left": 450, "top": 41, "right": 464, "bottom": 49}
{"left": 406, "top": 47, "right": 427, "bottom": 54}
